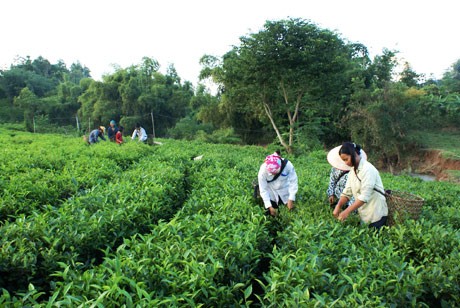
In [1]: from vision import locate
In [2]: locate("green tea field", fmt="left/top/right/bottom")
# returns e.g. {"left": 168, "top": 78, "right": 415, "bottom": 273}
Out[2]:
{"left": 1, "top": 129, "right": 459, "bottom": 307}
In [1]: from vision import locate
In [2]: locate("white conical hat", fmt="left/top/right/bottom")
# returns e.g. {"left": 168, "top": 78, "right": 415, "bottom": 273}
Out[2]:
{"left": 327, "top": 145, "right": 367, "bottom": 171}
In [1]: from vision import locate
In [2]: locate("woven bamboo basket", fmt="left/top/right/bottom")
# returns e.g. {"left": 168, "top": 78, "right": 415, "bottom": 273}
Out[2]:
{"left": 385, "top": 190, "right": 424, "bottom": 226}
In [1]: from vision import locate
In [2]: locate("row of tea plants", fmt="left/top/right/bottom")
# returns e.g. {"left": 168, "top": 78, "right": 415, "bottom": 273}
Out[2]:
{"left": 0, "top": 129, "right": 459, "bottom": 306}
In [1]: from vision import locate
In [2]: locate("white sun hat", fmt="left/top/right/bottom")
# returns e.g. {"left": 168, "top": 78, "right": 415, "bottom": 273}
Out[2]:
{"left": 327, "top": 145, "right": 367, "bottom": 171}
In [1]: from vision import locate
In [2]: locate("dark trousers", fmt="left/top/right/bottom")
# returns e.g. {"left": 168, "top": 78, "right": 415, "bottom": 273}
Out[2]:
{"left": 270, "top": 199, "right": 282, "bottom": 208}
{"left": 265, "top": 197, "right": 284, "bottom": 215}
{"left": 369, "top": 216, "right": 387, "bottom": 229}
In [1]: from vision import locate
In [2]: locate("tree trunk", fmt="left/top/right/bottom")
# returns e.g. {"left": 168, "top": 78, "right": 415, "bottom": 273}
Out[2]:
{"left": 280, "top": 83, "right": 302, "bottom": 153}
{"left": 262, "top": 102, "right": 291, "bottom": 153}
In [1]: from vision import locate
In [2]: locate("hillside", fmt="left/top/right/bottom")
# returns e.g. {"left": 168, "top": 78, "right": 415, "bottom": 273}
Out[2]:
{"left": 0, "top": 129, "right": 459, "bottom": 306}
{"left": 408, "top": 129, "right": 460, "bottom": 183}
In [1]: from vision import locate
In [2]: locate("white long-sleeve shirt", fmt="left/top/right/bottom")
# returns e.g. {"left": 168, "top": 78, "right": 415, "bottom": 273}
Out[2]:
{"left": 131, "top": 127, "right": 148, "bottom": 142}
{"left": 258, "top": 160, "right": 298, "bottom": 209}
{"left": 341, "top": 158, "right": 388, "bottom": 223}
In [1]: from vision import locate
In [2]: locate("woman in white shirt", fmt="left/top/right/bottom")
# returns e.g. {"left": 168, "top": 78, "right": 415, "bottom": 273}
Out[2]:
{"left": 332, "top": 142, "right": 388, "bottom": 229}
{"left": 258, "top": 151, "right": 298, "bottom": 216}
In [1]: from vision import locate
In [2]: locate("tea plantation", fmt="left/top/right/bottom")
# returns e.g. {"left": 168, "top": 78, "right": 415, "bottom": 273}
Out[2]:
{"left": 0, "top": 129, "right": 459, "bottom": 307}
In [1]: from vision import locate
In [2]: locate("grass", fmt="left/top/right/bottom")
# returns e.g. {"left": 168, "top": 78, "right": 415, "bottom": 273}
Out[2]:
{"left": 445, "top": 170, "right": 460, "bottom": 183}
{"left": 410, "top": 128, "right": 460, "bottom": 160}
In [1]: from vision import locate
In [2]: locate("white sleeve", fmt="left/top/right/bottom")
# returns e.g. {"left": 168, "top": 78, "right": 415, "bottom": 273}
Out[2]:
{"left": 258, "top": 164, "right": 272, "bottom": 209}
{"left": 132, "top": 130, "right": 137, "bottom": 140}
{"left": 287, "top": 162, "right": 298, "bottom": 201}
{"left": 141, "top": 128, "right": 148, "bottom": 140}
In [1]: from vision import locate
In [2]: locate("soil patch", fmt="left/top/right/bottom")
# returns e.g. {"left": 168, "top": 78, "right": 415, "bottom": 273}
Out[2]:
{"left": 408, "top": 149, "right": 460, "bottom": 183}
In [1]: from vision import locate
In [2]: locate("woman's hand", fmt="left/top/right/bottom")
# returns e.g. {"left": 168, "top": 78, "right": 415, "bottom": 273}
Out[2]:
{"left": 333, "top": 205, "right": 341, "bottom": 218}
{"left": 338, "top": 210, "right": 350, "bottom": 222}
{"left": 328, "top": 195, "right": 335, "bottom": 205}
{"left": 287, "top": 200, "right": 295, "bottom": 210}
{"left": 269, "top": 207, "right": 277, "bottom": 216}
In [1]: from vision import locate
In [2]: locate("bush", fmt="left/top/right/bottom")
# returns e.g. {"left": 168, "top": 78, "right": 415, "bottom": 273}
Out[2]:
{"left": 166, "top": 116, "right": 213, "bottom": 140}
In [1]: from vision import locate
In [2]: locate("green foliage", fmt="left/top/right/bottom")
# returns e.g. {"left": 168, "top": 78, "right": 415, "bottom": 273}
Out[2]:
{"left": 0, "top": 56, "right": 89, "bottom": 127}
{"left": 409, "top": 129, "right": 460, "bottom": 158}
{"left": 347, "top": 82, "right": 421, "bottom": 167}
{"left": 0, "top": 130, "right": 459, "bottom": 306}
{"left": 441, "top": 58, "right": 460, "bottom": 93}
{"left": 0, "top": 136, "right": 187, "bottom": 295}
{"left": 0, "top": 98, "right": 22, "bottom": 123}
{"left": 400, "top": 62, "right": 422, "bottom": 87}
{"left": 166, "top": 116, "right": 213, "bottom": 140}
{"left": 77, "top": 60, "right": 193, "bottom": 137}
{"left": 200, "top": 18, "right": 360, "bottom": 151}
{"left": 413, "top": 91, "right": 460, "bottom": 129}
{"left": 198, "top": 128, "right": 242, "bottom": 144}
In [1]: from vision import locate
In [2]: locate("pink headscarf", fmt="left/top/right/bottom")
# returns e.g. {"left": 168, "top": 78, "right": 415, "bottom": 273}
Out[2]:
{"left": 265, "top": 153, "right": 282, "bottom": 174}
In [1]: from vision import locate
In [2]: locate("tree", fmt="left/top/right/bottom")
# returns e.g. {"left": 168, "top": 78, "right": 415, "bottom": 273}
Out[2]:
{"left": 441, "top": 58, "right": 460, "bottom": 93}
{"left": 367, "top": 49, "right": 398, "bottom": 88}
{"left": 77, "top": 58, "right": 193, "bottom": 136}
{"left": 68, "top": 62, "right": 91, "bottom": 84}
{"left": 400, "top": 61, "right": 421, "bottom": 88}
{"left": 201, "top": 18, "right": 356, "bottom": 153}
{"left": 347, "top": 82, "right": 421, "bottom": 170}
{"left": 13, "top": 87, "right": 40, "bottom": 131}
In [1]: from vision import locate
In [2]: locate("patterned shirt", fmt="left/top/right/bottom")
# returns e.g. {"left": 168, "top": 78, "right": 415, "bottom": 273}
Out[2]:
{"left": 327, "top": 167, "right": 349, "bottom": 199}
{"left": 88, "top": 129, "right": 106, "bottom": 144}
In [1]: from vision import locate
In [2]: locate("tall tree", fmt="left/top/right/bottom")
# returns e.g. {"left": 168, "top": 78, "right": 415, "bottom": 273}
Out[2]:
{"left": 201, "top": 18, "right": 356, "bottom": 153}
{"left": 442, "top": 58, "right": 460, "bottom": 93}
{"left": 399, "top": 61, "right": 421, "bottom": 88}
{"left": 347, "top": 82, "right": 421, "bottom": 170}
{"left": 367, "top": 49, "right": 398, "bottom": 88}
{"left": 68, "top": 62, "right": 91, "bottom": 84}
{"left": 13, "top": 87, "right": 40, "bottom": 131}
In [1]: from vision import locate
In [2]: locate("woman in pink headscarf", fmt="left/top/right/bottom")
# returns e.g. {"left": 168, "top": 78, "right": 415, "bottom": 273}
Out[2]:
{"left": 257, "top": 151, "right": 298, "bottom": 216}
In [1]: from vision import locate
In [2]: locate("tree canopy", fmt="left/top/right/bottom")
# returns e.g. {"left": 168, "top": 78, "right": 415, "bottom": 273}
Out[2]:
{"left": 201, "top": 18, "right": 366, "bottom": 152}
{"left": 0, "top": 19, "right": 458, "bottom": 169}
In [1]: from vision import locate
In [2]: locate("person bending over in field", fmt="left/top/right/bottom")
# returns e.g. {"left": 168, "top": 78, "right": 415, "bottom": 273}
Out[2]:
{"left": 86, "top": 126, "right": 106, "bottom": 144}
{"left": 131, "top": 123, "right": 148, "bottom": 143}
{"left": 107, "top": 120, "right": 118, "bottom": 142}
{"left": 258, "top": 151, "right": 298, "bottom": 216}
{"left": 332, "top": 142, "right": 388, "bottom": 229}
{"left": 116, "top": 126, "right": 124, "bottom": 144}
{"left": 326, "top": 145, "right": 367, "bottom": 209}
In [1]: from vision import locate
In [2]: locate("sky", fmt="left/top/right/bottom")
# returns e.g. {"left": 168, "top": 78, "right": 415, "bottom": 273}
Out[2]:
{"left": 1, "top": 0, "right": 458, "bottom": 88}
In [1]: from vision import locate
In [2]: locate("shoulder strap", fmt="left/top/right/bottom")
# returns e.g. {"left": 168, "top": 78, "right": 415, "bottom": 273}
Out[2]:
{"left": 267, "top": 159, "right": 288, "bottom": 183}
{"left": 356, "top": 171, "right": 388, "bottom": 197}
{"left": 374, "top": 187, "right": 391, "bottom": 197}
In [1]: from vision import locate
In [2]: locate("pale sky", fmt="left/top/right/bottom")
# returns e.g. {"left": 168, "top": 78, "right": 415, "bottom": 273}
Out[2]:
{"left": 1, "top": 0, "right": 458, "bottom": 88}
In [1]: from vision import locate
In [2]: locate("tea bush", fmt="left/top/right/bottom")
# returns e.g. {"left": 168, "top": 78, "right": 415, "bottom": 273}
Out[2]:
{"left": 0, "top": 130, "right": 459, "bottom": 306}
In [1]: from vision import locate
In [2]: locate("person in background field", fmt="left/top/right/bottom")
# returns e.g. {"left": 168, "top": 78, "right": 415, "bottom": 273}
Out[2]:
{"left": 107, "top": 120, "right": 118, "bottom": 142}
{"left": 332, "top": 142, "right": 388, "bottom": 229}
{"left": 326, "top": 146, "right": 367, "bottom": 209}
{"left": 116, "top": 126, "right": 124, "bottom": 144}
{"left": 131, "top": 123, "right": 148, "bottom": 143}
{"left": 86, "top": 126, "right": 106, "bottom": 144}
{"left": 258, "top": 151, "right": 298, "bottom": 216}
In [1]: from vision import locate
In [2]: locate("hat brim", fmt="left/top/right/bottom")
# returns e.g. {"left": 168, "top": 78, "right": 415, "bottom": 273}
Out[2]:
{"left": 327, "top": 145, "right": 367, "bottom": 171}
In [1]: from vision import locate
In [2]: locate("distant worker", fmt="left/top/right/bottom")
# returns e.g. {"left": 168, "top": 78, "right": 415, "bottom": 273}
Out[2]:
{"left": 131, "top": 123, "right": 148, "bottom": 143}
{"left": 86, "top": 126, "right": 106, "bottom": 144}
{"left": 258, "top": 151, "right": 298, "bottom": 216}
{"left": 107, "top": 120, "right": 118, "bottom": 142}
{"left": 116, "top": 126, "right": 124, "bottom": 144}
